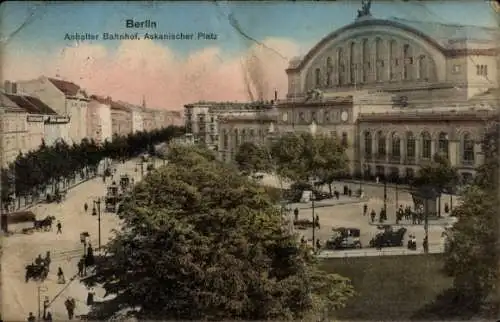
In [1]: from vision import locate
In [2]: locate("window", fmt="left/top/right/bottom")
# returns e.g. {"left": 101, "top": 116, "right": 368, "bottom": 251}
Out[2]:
{"left": 326, "top": 57, "right": 333, "bottom": 87}
{"left": 438, "top": 132, "right": 449, "bottom": 158}
{"left": 234, "top": 129, "right": 239, "bottom": 146}
{"left": 389, "top": 40, "right": 397, "bottom": 80}
{"left": 403, "top": 44, "right": 410, "bottom": 80}
{"left": 377, "top": 131, "right": 386, "bottom": 156}
{"left": 406, "top": 132, "right": 415, "bottom": 158}
{"left": 311, "top": 112, "right": 317, "bottom": 121}
{"left": 337, "top": 48, "right": 345, "bottom": 85}
{"left": 375, "top": 38, "right": 383, "bottom": 81}
{"left": 362, "top": 39, "right": 369, "bottom": 83}
{"left": 477, "top": 65, "right": 488, "bottom": 76}
{"left": 342, "top": 132, "right": 348, "bottom": 147}
{"left": 299, "top": 112, "right": 305, "bottom": 120}
{"left": 391, "top": 133, "right": 401, "bottom": 158}
{"left": 418, "top": 55, "right": 427, "bottom": 80}
{"left": 350, "top": 42, "right": 356, "bottom": 84}
{"left": 421, "top": 131, "right": 431, "bottom": 159}
{"left": 463, "top": 133, "right": 474, "bottom": 164}
{"left": 324, "top": 111, "right": 330, "bottom": 122}
{"left": 223, "top": 129, "right": 228, "bottom": 149}
{"left": 315, "top": 68, "right": 321, "bottom": 86}
{"left": 452, "top": 64, "right": 461, "bottom": 73}
{"left": 406, "top": 168, "right": 415, "bottom": 179}
{"left": 364, "top": 131, "right": 372, "bottom": 156}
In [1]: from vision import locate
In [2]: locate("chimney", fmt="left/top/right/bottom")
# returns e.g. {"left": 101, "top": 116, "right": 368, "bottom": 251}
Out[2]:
{"left": 4, "top": 80, "right": 11, "bottom": 93}
{"left": 12, "top": 82, "right": 17, "bottom": 94}
{"left": 274, "top": 89, "right": 278, "bottom": 101}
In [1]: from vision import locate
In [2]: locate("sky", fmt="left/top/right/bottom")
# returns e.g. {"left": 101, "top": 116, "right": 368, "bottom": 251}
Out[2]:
{"left": 1, "top": 1, "right": 498, "bottom": 110}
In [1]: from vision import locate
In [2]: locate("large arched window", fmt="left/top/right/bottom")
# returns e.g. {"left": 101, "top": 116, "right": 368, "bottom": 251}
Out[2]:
{"left": 438, "top": 132, "right": 449, "bottom": 159}
{"left": 315, "top": 68, "right": 321, "bottom": 87}
{"left": 241, "top": 129, "right": 246, "bottom": 142}
{"left": 234, "top": 128, "right": 239, "bottom": 147}
{"left": 403, "top": 44, "right": 412, "bottom": 80}
{"left": 463, "top": 133, "right": 475, "bottom": 164}
{"left": 223, "top": 129, "right": 228, "bottom": 149}
{"left": 391, "top": 132, "right": 401, "bottom": 158}
{"left": 406, "top": 131, "right": 415, "bottom": 158}
{"left": 389, "top": 40, "right": 397, "bottom": 80}
{"left": 418, "top": 55, "right": 427, "bottom": 80}
{"left": 350, "top": 42, "right": 356, "bottom": 84}
{"left": 337, "top": 48, "right": 345, "bottom": 85}
{"left": 362, "top": 38, "right": 369, "bottom": 83}
{"left": 375, "top": 38, "right": 383, "bottom": 81}
{"left": 377, "top": 131, "right": 386, "bottom": 156}
{"left": 364, "top": 131, "right": 372, "bottom": 156}
{"left": 326, "top": 57, "right": 333, "bottom": 87}
{"left": 421, "top": 131, "right": 431, "bottom": 159}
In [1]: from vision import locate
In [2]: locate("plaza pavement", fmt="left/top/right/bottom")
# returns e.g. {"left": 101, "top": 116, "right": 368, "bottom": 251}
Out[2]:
{"left": 260, "top": 173, "right": 450, "bottom": 257}
{"left": 1, "top": 157, "right": 164, "bottom": 321}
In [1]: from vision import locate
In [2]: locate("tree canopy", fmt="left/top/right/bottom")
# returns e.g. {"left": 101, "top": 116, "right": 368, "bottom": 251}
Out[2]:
{"left": 1, "top": 126, "right": 184, "bottom": 211}
{"left": 84, "top": 145, "right": 354, "bottom": 320}
{"left": 414, "top": 153, "right": 459, "bottom": 191}
{"left": 443, "top": 123, "right": 499, "bottom": 310}
{"left": 270, "top": 132, "right": 349, "bottom": 187}
{"left": 234, "top": 141, "right": 272, "bottom": 175}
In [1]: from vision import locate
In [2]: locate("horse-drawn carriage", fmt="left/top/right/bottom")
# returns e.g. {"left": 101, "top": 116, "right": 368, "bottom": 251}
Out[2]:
{"left": 1, "top": 211, "right": 36, "bottom": 234}
{"left": 25, "top": 263, "right": 49, "bottom": 282}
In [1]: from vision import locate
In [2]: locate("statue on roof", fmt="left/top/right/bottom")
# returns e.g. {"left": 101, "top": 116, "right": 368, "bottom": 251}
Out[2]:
{"left": 357, "top": 0, "right": 372, "bottom": 19}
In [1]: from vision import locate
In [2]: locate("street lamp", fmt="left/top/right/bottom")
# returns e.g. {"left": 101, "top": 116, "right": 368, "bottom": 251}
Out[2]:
{"left": 309, "top": 120, "right": 318, "bottom": 252}
{"left": 93, "top": 199, "right": 102, "bottom": 250}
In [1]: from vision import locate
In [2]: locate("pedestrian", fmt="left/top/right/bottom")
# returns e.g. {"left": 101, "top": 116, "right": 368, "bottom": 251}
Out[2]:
{"left": 43, "top": 296, "right": 50, "bottom": 319}
{"left": 84, "top": 203, "right": 88, "bottom": 212}
{"left": 444, "top": 202, "right": 449, "bottom": 214}
{"left": 315, "top": 214, "right": 320, "bottom": 229}
{"left": 64, "top": 297, "right": 75, "bottom": 320}
{"left": 56, "top": 221, "right": 62, "bottom": 234}
{"left": 363, "top": 203, "right": 368, "bottom": 216}
{"left": 44, "top": 311, "right": 52, "bottom": 322}
{"left": 348, "top": 189, "right": 352, "bottom": 197}
{"left": 294, "top": 207, "right": 299, "bottom": 221}
{"left": 57, "top": 266, "right": 65, "bottom": 284}
{"left": 77, "top": 258, "right": 84, "bottom": 277}
{"left": 27, "top": 312, "right": 35, "bottom": 322}
{"left": 370, "top": 209, "right": 376, "bottom": 223}
{"left": 315, "top": 239, "right": 321, "bottom": 251}
{"left": 87, "top": 287, "right": 95, "bottom": 305}
{"left": 87, "top": 245, "right": 95, "bottom": 266}
{"left": 423, "top": 236, "right": 429, "bottom": 253}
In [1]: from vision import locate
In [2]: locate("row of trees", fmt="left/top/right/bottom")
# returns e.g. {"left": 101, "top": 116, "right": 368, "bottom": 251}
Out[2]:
{"left": 84, "top": 144, "right": 355, "bottom": 320}
{"left": 1, "top": 126, "right": 184, "bottom": 211}
{"left": 235, "top": 132, "right": 350, "bottom": 194}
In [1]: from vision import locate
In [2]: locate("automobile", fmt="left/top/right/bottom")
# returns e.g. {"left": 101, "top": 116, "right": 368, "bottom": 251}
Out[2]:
{"left": 369, "top": 225, "right": 407, "bottom": 248}
{"left": 325, "top": 227, "right": 362, "bottom": 250}
{"left": 287, "top": 182, "right": 332, "bottom": 202}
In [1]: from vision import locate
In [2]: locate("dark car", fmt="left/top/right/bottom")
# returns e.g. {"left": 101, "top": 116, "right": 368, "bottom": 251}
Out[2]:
{"left": 369, "top": 226, "right": 407, "bottom": 248}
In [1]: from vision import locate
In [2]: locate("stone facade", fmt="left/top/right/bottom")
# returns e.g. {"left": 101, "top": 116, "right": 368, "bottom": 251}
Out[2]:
{"left": 0, "top": 94, "right": 28, "bottom": 168}
{"left": 110, "top": 102, "right": 133, "bottom": 137}
{"left": 211, "top": 14, "right": 500, "bottom": 182}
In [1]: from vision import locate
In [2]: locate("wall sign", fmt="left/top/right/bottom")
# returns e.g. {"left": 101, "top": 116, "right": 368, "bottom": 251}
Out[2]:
{"left": 45, "top": 116, "right": 70, "bottom": 124}
{"left": 27, "top": 115, "right": 44, "bottom": 122}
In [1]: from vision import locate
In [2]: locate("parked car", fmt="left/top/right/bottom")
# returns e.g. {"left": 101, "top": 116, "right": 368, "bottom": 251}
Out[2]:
{"left": 369, "top": 226, "right": 407, "bottom": 248}
{"left": 325, "top": 227, "right": 362, "bottom": 250}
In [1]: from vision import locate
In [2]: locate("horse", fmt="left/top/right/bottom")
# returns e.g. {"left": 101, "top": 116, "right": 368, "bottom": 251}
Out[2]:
{"left": 25, "top": 263, "right": 48, "bottom": 282}
{"left": 34, "top": 216, "right": 56, "bottom": 232}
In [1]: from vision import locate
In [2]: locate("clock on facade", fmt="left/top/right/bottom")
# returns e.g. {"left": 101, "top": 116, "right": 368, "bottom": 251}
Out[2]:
{"left": 341, "top": 111, "right": 348, "bottom": 122}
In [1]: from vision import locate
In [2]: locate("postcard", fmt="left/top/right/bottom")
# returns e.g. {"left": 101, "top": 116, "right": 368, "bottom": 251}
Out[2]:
{"left": 1, "top": 1, "right": 499, "bottom": 321}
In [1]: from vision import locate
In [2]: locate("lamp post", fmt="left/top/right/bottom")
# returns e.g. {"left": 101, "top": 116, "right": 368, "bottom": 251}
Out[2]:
{"left": 93, "top": 199, "right": 102, "bottom": 250}
{"left": 309, "top": 121, "right": 318, "bottom": 252}
{"left": 37, "top": 283, "right": 47, "bottom": 321}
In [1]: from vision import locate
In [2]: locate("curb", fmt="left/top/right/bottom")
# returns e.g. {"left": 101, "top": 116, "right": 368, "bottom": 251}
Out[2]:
{"left": 292, "top": 197, "right": 370, "bottom": 210}
{"left": 367, "top": 221, "right": 451, "bottom": 227}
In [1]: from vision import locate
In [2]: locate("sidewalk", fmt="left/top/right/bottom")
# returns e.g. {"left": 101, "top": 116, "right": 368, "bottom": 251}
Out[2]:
{"left": 288, "top": 196, "right": 370, "bottom": 210}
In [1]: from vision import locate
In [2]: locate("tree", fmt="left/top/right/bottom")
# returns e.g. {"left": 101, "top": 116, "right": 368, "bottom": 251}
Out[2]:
{"left": 84, "top": 146, "right": 354, "bottom": 320}
{"left": 271, "top": 132, "right": 349, "bottom": 193}
{"left": 443, "top": 123, "right": 499, "bottom": 310}
{"left": 234, "top": 142, "right": 272, "bottom": 175}
{"left": 414, "top": 153, "right": 459, "bottom": 191}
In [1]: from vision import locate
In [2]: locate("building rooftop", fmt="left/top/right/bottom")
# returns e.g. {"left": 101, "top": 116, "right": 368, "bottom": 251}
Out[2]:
{"left": 4, "top": 93, "right": 58, "bottom": 115}
{"left": 0, "top": 92, "right": 22, "bottom": 110}
{"left": 48, "top": 77, "right": 87, "bottom": 98}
